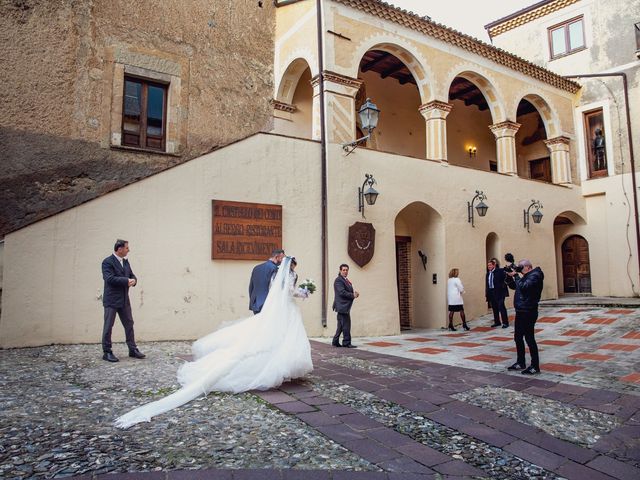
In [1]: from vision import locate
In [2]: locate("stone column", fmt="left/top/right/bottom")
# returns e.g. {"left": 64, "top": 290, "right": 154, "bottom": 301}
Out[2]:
{"left": 311, "top": 72, "right": 362, "bottom": 144}
{"left": 489, "top": 121, "right": 520, "bottom": 176}
{"left": 419, "top": 100, "right": 453, "bottom": 163}
{"left": 544, "top": 136, "right": 572, "bottom": 185}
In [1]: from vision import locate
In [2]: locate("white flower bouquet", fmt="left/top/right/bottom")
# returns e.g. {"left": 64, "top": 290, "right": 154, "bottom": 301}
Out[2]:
{"left": 298, "top": 279, "right": 316, "bottom": 295}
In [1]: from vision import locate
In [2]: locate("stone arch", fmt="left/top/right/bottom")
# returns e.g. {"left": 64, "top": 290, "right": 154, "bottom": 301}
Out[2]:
{"left": 394, "top": 201, "right": 445, "bottom": 329}
{"left": 350, "top": 34, "right": 433, "bottom": 104}
{"left": 553, "top": 211, "right": 590, "bottom": 296}
{"left": 554, "top": 210, "right": 587, "bottom": 227}
{"left": 486, "top": 232, "right": 501, "bottom": 263}
{"left": 443, "top": 68, "right": 506, "bottom": 124}
{"left": 514, "top": 93, "right": 562, "bottom": 138}
{"left": 275, "top": 56, "right": 314, "bottom": 104}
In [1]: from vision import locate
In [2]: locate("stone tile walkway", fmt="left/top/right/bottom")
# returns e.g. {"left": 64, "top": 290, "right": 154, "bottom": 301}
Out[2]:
{"left": 1, "top": 304, "right": 639, "bottom": 480}
{"left": 347, "top": 306, "right": 640, "bottom": 395}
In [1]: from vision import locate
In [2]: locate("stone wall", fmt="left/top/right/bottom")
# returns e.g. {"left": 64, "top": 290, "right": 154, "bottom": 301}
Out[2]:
{"left": 0, "top": 0, "right": 275, "bottom": 237}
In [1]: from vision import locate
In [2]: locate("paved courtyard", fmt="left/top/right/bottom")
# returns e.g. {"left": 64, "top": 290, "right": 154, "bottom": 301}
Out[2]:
{"left": 1, "top": 304, "right": 639, "bottom": 480}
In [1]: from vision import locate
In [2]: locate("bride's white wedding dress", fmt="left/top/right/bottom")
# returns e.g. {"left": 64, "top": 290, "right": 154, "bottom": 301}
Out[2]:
{"left": 115, "top": 257, "right": 313, "bottom": 428}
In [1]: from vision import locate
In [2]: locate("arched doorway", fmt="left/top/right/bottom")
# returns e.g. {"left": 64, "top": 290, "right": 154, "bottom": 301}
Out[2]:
{"left": 394, "top": 202, "right": 445, "bottom": 330}
{"left": 486, "top": 232, "right": 500, "bottom": 263}
{"left": 561, "top": 235, "right": 591, "bottom": 294}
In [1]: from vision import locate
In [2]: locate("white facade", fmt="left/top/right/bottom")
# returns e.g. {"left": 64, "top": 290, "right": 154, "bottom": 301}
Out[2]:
{"left": 1, "top": 0, "right": 638, "bottom": 348}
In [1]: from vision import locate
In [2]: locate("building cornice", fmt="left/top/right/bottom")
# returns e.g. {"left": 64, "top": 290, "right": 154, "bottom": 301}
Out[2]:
{"left": 271, "top": 99, "right": 297, "bottom": 113}
{"left": 485, "top": 0, "right": 580, "bottom": 38}
{"left": 311, "top": 71, "right": 363, "bottom": 89}
{"left": 331, "top": 0, "right": 581, "bottom": 94}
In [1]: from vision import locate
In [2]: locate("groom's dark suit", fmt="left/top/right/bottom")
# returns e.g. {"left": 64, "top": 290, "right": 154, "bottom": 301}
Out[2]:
{"left": 332, "top": 274, "right": 356, "bottom": 347}
{"left": 101, "top": 254, "right": 138, "bottom": 353}
{"left": 249, "top": 260, "right": 278, "bottom": 314}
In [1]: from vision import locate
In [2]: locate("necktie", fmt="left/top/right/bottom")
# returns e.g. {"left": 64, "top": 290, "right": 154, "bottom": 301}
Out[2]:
{"left": 489, "top": 271, "right": 494, "bottom": 288}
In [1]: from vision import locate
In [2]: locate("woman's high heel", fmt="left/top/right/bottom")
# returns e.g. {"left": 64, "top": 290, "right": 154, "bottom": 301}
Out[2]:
{"left": 462, "top": 323, "right": 470, "bottom": 331}
{"left": 448, "top": 324, "right": 457, "bottom": 331}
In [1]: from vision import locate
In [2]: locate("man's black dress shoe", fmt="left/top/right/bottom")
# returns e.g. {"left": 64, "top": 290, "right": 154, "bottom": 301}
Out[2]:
{"left": 103, "top": 352, "right": 119, "bottom": 362}
{"left": 521, "top": 366, "right": 540, "bottom": 375}
{"left": 343, "top": 344, "right": 357, "bottom": 348}
{"left": 129, "top": 348, "right": 146, "bottom": 359}
{"left": 507, "top": 362, "right": 525, "bottom": 371}
{"left": 332, "top": 343, "right": 342, "bottom": 347}
{"left": 490, "top": 323, "right": 501, "bottom": 327}
{"left": 502, "top": 324, "right": 509, "bottom": 328}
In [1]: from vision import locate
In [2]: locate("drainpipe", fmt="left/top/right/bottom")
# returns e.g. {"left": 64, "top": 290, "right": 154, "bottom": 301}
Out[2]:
{"left": 316, "top": 0, "right": 329, "bottom": 328}
{"left": 564, "top": 72, "right": 640, "bottom": 285}
{"left": 274, "top": 0, "right": 329, "bottom": 326}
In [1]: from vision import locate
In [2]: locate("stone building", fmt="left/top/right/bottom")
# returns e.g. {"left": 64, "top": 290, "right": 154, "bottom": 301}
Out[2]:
{"left": 485, "top": 0, "right": 640, "bottom": 298}
{"left": 0, "top": 0, "right": 275, "bottom": 238}
{"left": 0, "top": 0, "right": 636, "bottom": 348}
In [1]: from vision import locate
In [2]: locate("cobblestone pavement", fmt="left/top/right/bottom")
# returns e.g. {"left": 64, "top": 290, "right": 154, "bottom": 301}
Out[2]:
{"left": 0, "top": 306, "right": 639, "bottom": 480}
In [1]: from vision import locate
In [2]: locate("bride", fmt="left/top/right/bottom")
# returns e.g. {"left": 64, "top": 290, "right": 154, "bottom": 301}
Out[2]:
{"left": 115, "top": 256, "right": 313, "bottom": 428}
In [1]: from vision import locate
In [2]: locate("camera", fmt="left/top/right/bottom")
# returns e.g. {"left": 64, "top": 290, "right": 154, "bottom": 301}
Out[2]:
{"left": 504, "top": 264, "right": 524, "bottom": 274}
{"left": 503, "top": 253, "right": 523, "bottom": 273}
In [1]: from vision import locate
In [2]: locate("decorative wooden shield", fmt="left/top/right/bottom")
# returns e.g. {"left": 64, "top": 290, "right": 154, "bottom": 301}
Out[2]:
{"left": 348, "top": 222, "right": 376, "bottom": 267}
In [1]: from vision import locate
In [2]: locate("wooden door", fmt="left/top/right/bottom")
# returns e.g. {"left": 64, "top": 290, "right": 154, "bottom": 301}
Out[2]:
{"left": 562, "top": 235, "right": 592, "bottom": 294}
{"left": 395, "top": 236, "right": 412, "bottom": 330}
{"left": 530, "top": 157, "right": 552, "bottom": 182}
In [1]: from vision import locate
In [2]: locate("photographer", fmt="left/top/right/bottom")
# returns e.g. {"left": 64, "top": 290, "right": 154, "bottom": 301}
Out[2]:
{"left": 505, "top": 259, "right": 544, "bottom": 375}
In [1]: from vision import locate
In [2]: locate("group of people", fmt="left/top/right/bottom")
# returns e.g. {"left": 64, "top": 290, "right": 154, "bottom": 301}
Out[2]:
{"left": 103, "top": 239, "right": 543, "bottom": 428}
{"left": 101, "top": 241, "right": 358, "bottom": 428}
{"left": 447, "top": 253, "right": 544, "bottom": 375}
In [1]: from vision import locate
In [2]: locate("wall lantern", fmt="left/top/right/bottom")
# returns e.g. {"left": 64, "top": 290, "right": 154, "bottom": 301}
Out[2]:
{"left": 467, "top": 190, "right": 488, "bottom": 227}
{"left": 468, "top": 146, "right": 477, "bottom": 158}
{"left": 524, "top": 200, "right": 543, "bottom": 232}
{"left": 358, "top": 173, "right": 379, "bottom": 218}
{"left": 343, "top": 98, "right": 380, "bottom": 155}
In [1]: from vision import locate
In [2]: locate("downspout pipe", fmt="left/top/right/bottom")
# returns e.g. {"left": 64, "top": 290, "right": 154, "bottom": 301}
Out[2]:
{"left": 564, "top": 72, "right": 640, "bottom": 284}
{"left": 316, "top": 0, "right": 329, "bottom": 328}
{"left": 274, "top": 0, "right": 329, "bottom": 325}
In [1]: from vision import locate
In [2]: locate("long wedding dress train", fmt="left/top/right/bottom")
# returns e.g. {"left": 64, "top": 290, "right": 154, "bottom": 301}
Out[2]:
{"left": 115, "top": 257, "right": 313, "bottom": 428}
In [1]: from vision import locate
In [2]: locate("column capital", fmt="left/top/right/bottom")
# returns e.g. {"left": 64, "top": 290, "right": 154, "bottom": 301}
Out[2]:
{"left": 311, "top": 71, "right": 363, "bottom": 97}
{"left": 489, "top": 121, "right": 521, "bottom": 138}
{"left": 419, "top": 100, "right": 453, "bottom": 120}
{"left": 544, "top": 136, "right": 571, "bottom": 150}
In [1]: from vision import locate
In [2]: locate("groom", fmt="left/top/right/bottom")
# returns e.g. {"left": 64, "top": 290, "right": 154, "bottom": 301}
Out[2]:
{"left": 249, "top": 248, "right": 285, "bottom": 314}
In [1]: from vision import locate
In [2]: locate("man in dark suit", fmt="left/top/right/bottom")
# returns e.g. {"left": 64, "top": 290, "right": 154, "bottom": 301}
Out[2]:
{"left": 332, "top": 263, "right": 359, "bottom": 348}
{"left": 486, "top": 258, "right": 509, "bottom": 328}
{"left": 101, "top": 239, "right": 145, "bottom": 362}
{"left": 249, "top": 248, "right": 285, "bottom": 314}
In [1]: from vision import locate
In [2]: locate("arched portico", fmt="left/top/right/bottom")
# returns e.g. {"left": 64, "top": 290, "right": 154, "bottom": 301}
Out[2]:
{"left": 349, "top": 37, "right": 433, "bottom": 103}
{"left": 273, "top": 58, "right": 314, "bottom": 139}
{"left": 394, "top": 201, "right": 445, "bottom": 330}
{"left": 446, "top": 72, "right": 502, "bottom": 171}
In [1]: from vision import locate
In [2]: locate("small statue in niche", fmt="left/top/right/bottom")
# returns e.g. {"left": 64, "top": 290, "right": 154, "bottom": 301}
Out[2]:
{"left": 592, "top": 128, "right": 606, "bottom": 171}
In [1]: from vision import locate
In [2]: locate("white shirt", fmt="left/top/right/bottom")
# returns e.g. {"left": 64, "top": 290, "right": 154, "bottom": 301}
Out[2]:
{"left": 113, "top": 253, "right": 125, "bottom": 267}
{"left": 447, "top": 277, "right": 464, "bottom": 305}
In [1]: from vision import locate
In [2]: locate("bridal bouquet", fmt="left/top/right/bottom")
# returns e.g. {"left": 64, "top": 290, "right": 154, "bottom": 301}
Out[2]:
{"left": 298, "top": 279, "right": 316, "bottom": 295}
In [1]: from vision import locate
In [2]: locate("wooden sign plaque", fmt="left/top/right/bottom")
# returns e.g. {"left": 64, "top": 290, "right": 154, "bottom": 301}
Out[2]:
{"left": 212, "top": 200, "right": 282, "bottom": 260}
